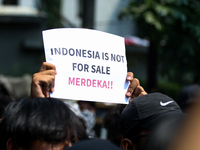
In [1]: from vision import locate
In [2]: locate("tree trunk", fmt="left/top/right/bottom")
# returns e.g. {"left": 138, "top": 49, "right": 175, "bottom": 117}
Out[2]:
{"left": 82, "top": 0, "right": 95, "bottom": 29}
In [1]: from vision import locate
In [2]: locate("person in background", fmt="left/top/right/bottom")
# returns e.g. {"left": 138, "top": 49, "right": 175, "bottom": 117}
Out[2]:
{"left": 0, "top": 97, "right": 88, "bottom": 150}
{"left": 177, "top": 84, "right": 200, "bottom": 112}
{"left": 103, "top": 104, "right": 125, "bottom": 146}
{"left": 78, "top": 100, "right": 97, "bottom": 138}
{"left": 167, "top": 92, "right": 200, "bottom": 150}
{"left": 120, "top": 92, "right": 184, "bottom": 150}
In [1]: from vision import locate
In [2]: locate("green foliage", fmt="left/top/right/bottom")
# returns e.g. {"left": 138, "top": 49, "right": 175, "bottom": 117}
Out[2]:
{"left": 40, "top": 0, "right": 64, "bottom": 29}
{"left": 157, "top": 80, "right": 181, "bottom": 101}
{"left": 138, "top": 78, "right": 181, "bottom": 100}
{"left": 119, "top": 0, "right": 200, "bottom": 85}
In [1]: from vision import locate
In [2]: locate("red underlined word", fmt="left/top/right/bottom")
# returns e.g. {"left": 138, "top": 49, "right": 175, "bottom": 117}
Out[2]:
{"left": 68, "top": 77, "right": 113, "bottom": 89}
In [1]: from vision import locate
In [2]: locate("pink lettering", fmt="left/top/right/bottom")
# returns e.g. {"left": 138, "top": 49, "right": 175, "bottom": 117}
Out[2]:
{"left": 68, "top": 77, "right": 75, "bottom": 85}
{"left": 92, "top": 79, "right": 97, "bottom": 87}
{"left": 97, "top": 80, "right": 102, "bottom": 88}
{"left": 102, "top": 81, "right": 107, "bottom": 88}
{"left": 76, "top": 78, "right": 80, "bottom": 86}
{"left": 68, "top": 77, "right": 113, "bottom": 89}
{"left": 87, "top": 79, "right": 91, "bottom": 86}
{"left": 81, "top": 78, "right": 86, "bottom": 86}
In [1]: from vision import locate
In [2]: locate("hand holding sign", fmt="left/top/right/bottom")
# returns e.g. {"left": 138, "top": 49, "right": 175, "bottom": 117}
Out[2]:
{"left": 125, "top": 72, "right": 147, "bottom": 102}
{"left": 30, "top": 62, "right": 57, "bottom": 98}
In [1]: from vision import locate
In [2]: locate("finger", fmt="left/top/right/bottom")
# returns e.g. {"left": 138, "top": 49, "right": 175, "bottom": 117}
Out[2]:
{"left": 50, "top": 81, "right": 55, "bottom": 93}
{"left": 129, "top": 86, "right": 147, "bottom": 102}
{"left": 32, "top": 75, "right": 55, "bottom": 89}
{"left": 39, "top": 75, "right": 55, "bottom": 91}
{"left": 32, "top": 70, "right": 56, "bottom": 95}
{"left": 126, "top": 78, "right": 140, "bottom": 97}
{"left": 126, "top": 72, "right": 134, "bottom": 81}
{"left": 33, "top": 70, "right": 57, "bottom": 77}
{"left": 42, "top": 81, "right": 53, "bottom": 97}
{"left": 39, "top": 62, "right": 56, "bottom": 72}
{"left": 132, "top": 86, "right": 147, "bottom": 97}
{"left": 129, "top": 97, "right": 134, "bottom": 102}
{"left": 31, "top": 74, "right": 55, "bottom": 98}
{"left": 35, "top": 70, "right": 56, "bottom": 94}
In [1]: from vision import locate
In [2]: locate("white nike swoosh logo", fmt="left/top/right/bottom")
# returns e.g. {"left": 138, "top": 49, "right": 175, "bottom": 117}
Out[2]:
{"left": 160, "top": 101, "right": 174, "bottom": 106}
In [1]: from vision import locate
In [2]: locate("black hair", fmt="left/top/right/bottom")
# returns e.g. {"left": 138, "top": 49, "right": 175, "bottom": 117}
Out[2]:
{"left": 0, "top": 95, "right": 13, "bottom": 118}
{"left": 124, "top": 126, "right": 145, "bottom": 150}
{"left": 77, "top": 100, "right": 96, "bottom": 111}
{"left": 0, "top": 97, "right": 88, "bottom": 150}
{"left": 103, "top": 104, "right": 124, "bottom": 146}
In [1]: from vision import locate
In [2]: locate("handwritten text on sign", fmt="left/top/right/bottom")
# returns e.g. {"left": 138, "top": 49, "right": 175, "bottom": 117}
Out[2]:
{"left": 43, "top": 28, "right": 129, "bottom": 104}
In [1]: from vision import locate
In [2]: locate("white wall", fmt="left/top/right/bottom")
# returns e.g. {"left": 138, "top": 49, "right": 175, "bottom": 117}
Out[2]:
{"left": 95, "top": 0, "right": 135, "bottom": 36}
{"left": 61, "top": 0, "right": 82, "bottom": 28}
{"left": 18, "top": 0, "right": 36, "bottom": 8}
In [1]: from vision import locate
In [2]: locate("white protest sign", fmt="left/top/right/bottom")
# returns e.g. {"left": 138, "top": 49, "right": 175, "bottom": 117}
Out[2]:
{"left": 42, "top": 28, "right": 129, "bottom": 104}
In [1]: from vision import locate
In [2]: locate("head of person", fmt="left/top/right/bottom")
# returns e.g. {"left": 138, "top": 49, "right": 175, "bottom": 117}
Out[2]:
{"left": 177, "top": 84, "right": 200, "bottom": 112}
{"left": 0, "top": 97, "right": 88, "bottom": 150}
{"left": 120, "top": 92, "right": 183, "bottom": 150}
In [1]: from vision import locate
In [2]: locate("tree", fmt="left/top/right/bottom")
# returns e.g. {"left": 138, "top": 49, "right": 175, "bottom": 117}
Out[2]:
{"left": 119, "top": 0, "right": 200, "bottom": 88}
{"left": 39, "top": 0, "right": 63, "bottom": 29}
